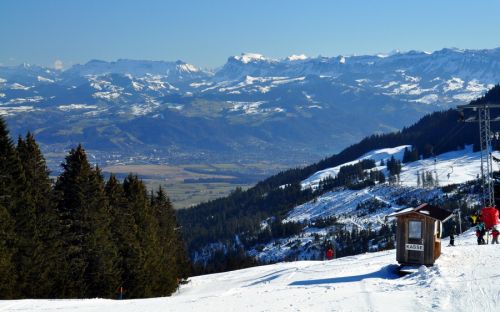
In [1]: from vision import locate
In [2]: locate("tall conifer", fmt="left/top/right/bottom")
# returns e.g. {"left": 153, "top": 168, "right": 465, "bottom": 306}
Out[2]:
{"left": 54, "top": 145, "right": 119, "bottom": 297}
{"left": 0, "top": 117, "right": 26, "bottom": 298}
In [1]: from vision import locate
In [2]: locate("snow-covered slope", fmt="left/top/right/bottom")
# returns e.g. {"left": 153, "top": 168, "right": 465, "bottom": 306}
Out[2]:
{"left": 285, "top": 145, "right": 498, "bottom": 230}
{"left": 301, "top": 145, "right": 410, "bottom": 189}
{"left": 1, "top": 230, "right": 497, "bottom": 311}
{"left": 302, "top": 145, "right": 499, "bottom": 191}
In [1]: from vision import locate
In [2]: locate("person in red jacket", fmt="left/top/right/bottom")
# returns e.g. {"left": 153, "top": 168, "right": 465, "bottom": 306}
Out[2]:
{"left": 325, "top": 247, "right": 334, "bottom": 260}
{"left": 492, "top": 228, "right": 499, "bottom": 244}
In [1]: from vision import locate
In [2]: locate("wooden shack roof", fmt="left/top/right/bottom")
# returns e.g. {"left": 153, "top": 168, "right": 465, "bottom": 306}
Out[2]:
{"left": 387, "top": 203, "right": 453, "bottom": 222}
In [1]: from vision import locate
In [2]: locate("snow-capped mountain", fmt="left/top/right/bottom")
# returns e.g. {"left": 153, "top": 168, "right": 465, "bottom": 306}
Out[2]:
{"left": 63, "top": 59, "right": 211, "bottom": 81}
{"left": 1, "top": 47, "right": 500, "bottom": 165}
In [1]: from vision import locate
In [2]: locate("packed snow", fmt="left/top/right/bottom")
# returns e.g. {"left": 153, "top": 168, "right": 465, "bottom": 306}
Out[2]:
{"left": 301, "top": 145, "right": 499, "bottom": 191}
{"left": 1, "top": 230, "right": 497, "bottom": 311}
{"left": 286, "top": 185, "right": 440, "bottom": 226}
{"left": 301, "top": 145, "right": 410, "bottom": 190}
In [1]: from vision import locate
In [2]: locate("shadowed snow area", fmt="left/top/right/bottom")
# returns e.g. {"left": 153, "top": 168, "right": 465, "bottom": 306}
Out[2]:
{"left": 1, "top": 230, "right": 498, "bottom": 311}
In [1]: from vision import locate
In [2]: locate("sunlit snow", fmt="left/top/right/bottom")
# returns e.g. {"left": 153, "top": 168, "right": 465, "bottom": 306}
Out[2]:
{"left": 1, "top": 231, "right": 497, "bottom": 311}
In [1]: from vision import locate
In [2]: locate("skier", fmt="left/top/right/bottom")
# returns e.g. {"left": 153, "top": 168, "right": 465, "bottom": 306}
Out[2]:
{"left": 449, "top": 225, "right": 456, "bottom": 246}
{"left": 117, "top": 286, "right": 125, "bottom": 300}
{"left": 476, "top": 222, "right": 486, "bottom": 245}
{"left": 491, "top": 228, "right": 499, "bottom": 244}
{"left": 325, "top": 247, "right": 334, "bottom": 260}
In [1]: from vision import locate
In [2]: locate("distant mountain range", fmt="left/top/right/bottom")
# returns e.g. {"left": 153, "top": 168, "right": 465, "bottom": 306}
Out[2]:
{"left": 1, "top": 47, "right": 499, "bottom": 167}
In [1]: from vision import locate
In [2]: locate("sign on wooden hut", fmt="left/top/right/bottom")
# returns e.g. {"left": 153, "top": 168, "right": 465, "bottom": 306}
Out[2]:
{"left": 388, "top": 203, "right": 453, "bottom": 266}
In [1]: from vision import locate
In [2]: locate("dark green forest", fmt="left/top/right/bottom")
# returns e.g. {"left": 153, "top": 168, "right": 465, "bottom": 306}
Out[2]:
{"left": 177, "top": 85, "right": 500, "bottom": 273}
{"left": 0, "top": 118, "right": 189, "bottom": 299}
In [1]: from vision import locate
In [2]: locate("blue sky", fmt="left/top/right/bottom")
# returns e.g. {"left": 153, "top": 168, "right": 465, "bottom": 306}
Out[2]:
{"left": 1, "top": 0, "right": 499, "bottom": 69}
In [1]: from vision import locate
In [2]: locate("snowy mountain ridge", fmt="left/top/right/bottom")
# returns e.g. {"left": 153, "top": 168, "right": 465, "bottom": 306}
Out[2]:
{"left": 1, "top": 47, "right": 499, "bottom": 165}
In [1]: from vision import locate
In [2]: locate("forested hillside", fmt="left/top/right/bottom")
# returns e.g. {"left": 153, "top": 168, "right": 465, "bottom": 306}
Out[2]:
{"left": 177, "top": 85, "right": 500, "bottom": 273}
{"left": 0, "top": 118, "right": 189, "bottom": 299}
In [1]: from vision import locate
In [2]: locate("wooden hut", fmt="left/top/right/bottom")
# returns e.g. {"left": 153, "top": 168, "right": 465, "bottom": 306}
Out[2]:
{"left": 388, "top": 203, "right": 453, "bottom": 266}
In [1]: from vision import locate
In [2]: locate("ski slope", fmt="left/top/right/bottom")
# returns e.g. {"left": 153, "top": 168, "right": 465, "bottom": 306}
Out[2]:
{"left": 1, "top": 230, "right": 498, "bottom": 312}
{"left": 301, "top": 145, "right": 500, "bottom": 190}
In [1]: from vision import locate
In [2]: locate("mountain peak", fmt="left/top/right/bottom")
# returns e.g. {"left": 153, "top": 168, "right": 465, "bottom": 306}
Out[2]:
{"left": 232, "top": 53, "right": 269, "bottom": 64}
{"left": 286, "top": 54, "right": 308, "bottom": 61}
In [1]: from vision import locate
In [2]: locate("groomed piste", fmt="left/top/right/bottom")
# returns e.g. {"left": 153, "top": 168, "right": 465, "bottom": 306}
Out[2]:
{"left": 1, "top": 229, "right": 498, "bottom": 312}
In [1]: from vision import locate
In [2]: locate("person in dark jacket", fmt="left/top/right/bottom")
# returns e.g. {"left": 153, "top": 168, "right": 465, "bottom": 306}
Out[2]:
{"left": 476, "top": 222, "right": 486, "bottom": 245}
{"left": 449, "top": 225, "right": 456, "bottom": 246}
{"left": 491, "top": 228, "right": 499, "bottom": 244}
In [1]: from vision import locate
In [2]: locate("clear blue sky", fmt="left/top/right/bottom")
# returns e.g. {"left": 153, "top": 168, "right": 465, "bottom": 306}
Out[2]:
{"left": 1, "top": 0, "right": 499, "bottom": 69}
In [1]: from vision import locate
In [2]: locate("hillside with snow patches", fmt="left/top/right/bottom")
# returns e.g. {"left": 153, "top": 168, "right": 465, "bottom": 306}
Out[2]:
{"left": 244, "top": 145, "right": 497, "bottom": 263}
{"left": 1, "top": 48, "right": 499, "bottom": 165}
{"left": 1, "top": 230, "right": 498, "bottom": 312}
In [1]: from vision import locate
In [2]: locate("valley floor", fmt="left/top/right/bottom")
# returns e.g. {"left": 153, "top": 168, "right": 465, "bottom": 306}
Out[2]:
{"left": 1, "top": 230, "right": 498, "bottom": 312}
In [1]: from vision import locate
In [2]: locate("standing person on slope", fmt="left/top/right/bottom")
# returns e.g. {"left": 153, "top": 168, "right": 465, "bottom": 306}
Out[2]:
{"left": 491, "top": 227, "right": 499, "bottom": 244}
{"left": 476, "top": 222, "right": 486, "bottom": 245}
{"left": 325, "top": 247, "right": 334, "bottom": 260}
{"left": 449, "top": 225, "right": 456, "bottom": 246}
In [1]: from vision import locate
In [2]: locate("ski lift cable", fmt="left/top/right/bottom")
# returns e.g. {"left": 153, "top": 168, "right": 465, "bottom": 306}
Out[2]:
{"left": 432, "top": 122, "right": 467, "bottom": 155}
{"left": 415, "top": 122, "right": 465, "bottom": 180}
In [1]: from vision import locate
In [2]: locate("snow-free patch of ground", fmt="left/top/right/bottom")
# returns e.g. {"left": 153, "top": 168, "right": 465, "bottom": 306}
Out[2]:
{"left": 1, "top": 230, "right": 498, "bottom": 311}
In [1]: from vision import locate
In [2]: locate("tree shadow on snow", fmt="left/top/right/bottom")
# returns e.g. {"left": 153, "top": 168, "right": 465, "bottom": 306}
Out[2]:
{"left": 289, "top": 264, "right": 400, "bottom": 286}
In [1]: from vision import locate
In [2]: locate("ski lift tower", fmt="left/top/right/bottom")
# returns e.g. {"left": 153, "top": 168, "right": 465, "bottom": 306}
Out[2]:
{"left": 457, "top": 102, "right": 500, "bottom": 207}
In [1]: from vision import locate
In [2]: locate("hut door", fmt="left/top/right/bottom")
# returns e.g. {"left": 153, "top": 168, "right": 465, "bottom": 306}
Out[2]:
{"left": 407, "top": 219, "right": 424, "bottom": 263}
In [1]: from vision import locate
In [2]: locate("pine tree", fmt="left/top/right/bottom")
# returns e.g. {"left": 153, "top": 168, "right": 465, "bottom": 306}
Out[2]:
{"left": 105, "top": 174, "right": 140, "bottom": 298}
{"left": 54, "top": 145, "right": 119, "bottom": 298}
{"left": 378, "top": 171, "right": 386, "bottom": 184}
{"left": 85, "top": 166, "right": 120, "bottom": 298}
{"left": 402, "top": 147, "right": 410, "bottom": 163}
{"left": 151, "top": 186, "right": 190, "bottom": 295}
{"left": 0, "top": 203, "right": 16, "bottom": 298}
{"left": 0, "top": 117, "right": 26, "bottom": 298}
{"left": 16, "top": 133, "right": 58, "bottom": 297}
{"left": 122, "top": 174, "right": 151, "bottom": 298}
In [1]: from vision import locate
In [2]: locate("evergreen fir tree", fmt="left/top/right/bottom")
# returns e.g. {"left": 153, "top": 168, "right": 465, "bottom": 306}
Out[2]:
{"left": 105, "top": 174, "right": 140, "bottom": 298}
{"left": 54, "top": 145, "right": 119, "bottom": 298}
{"left": 0, "top": 203, "right": 16, "bottom": 298}
{"left": 378, "top": 172, "right": 386, "bottom": 184}
{"left": 0, "top": 117, "right": 27, "bottom": 298}
{"left": 152, "top": 186, "right": 190, "bottom": 293}
{"left": 85, "top": 166, "right": 120, "bottom": 298}
{"left": 16, "top": 133, "right": 58, "bottom": 298}
{"left": 122, "top": 174, "right": 151, "bottom": 298}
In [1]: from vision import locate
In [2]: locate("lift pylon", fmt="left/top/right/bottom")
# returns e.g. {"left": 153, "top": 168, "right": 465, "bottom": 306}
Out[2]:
{"left": 458, "top": 103, "right": 500, "bottom": 207}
